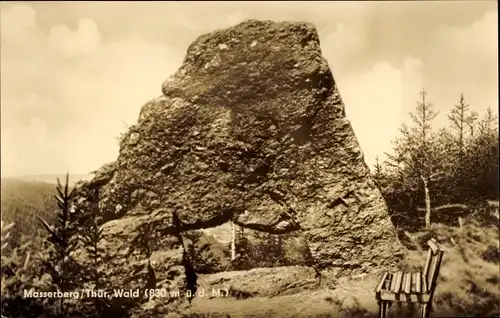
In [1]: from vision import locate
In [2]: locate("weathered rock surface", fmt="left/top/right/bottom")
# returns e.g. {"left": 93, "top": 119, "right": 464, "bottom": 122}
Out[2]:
{"left": 73, "top": 19, "right": 404, "bottom": 310}
{"left": 199, "top": 266, "right": 319, "bottom": 298}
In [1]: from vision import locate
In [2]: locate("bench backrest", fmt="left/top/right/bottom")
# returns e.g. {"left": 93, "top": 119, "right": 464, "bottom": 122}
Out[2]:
{"left": 422, "top": 239, "right": 444, "bottom": 293}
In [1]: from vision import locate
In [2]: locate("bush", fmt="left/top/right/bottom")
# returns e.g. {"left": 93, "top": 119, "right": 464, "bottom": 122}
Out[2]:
{"left": 184, "top": 230, "right": 226, "bottom": 274}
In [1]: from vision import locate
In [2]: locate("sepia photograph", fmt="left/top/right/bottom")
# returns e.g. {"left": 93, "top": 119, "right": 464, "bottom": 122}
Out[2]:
{"left": 1, "top": 1, "right": 498, "bottom": 317}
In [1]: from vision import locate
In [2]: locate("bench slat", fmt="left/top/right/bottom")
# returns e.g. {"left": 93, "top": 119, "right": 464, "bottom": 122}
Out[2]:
{"left": 416, "top": 271, "right": 422, "bottom": 293}
{"left": 389, "top": 272, "right": 397, "bottom": 292}
{"left": 392, "top": 271, "right": 403, "bottom": 293}
{"left": 404, "top": 272, "right": 412, "bottom": 294}
{"left": 374, "top": 272, "right": 388, "bottom": 292}
{"left": 401, "top": 272, "right": 407, "bottom": 293}
{"left": 411, "top": 272, "right": 417, "bottom": 293}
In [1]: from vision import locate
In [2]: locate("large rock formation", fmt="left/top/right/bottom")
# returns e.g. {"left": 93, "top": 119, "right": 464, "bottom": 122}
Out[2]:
{"left": 73, "top": 19, "right": 404, "bottom": 313}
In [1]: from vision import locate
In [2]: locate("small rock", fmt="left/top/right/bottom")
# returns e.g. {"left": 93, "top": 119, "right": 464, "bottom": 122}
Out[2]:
{"left": 115, "top": 204, "right": 123, "bottom": 213}
{"left": 218, "top": 43, "right": 228, "bottom": 50}
{"left": 210, "top": 55, "right": 221, "bottom": 67}
{"left": 250, "top": 40, "right": 257, "bottom": 47}
{"left": 129, "top": 132, "right": 140, "bottom": 145}
{"left": 197, "top": 162, "right": 210, "bottom": 170}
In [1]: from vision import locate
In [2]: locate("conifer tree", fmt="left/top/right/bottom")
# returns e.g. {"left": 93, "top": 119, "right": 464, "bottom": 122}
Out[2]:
{"left": 385, "top": 88, "right": 444, "bottom": 228}
{"left": 37, "top": 174, "right": 81, "bottom": 317}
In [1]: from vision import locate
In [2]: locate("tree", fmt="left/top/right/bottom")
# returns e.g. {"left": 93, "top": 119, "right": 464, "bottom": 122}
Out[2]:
{"left": 74, "top": 188, "right": 114, "bottom": 317}
{"left": 252, "top": 232, "right": 287, "bottom": 267}
{"left": 230, "top": 221, "right": 236, "bottom": 261}
{"left": 448, "top": 94, "right": 478, "bottom": 155}
{"left": 77, "top": 189, "right": 105, "bottom": 290}
{"left": 442, "top": 96, "right": 480, "bottom": 204}
{"left": 230, "top": 226, "right": 253, "bottom": 270}
{"left": 183, "top": 230, "right": 222, "bottom": 274}
{"left": 464, "top": 107, "right": 499, "bottom": 201}
{"left": 477, "top": 107, "right": 498, "bottom": 137}
{"left": 37, "top": 174, "right": 82, "bottom": 317}
{"left": 372, "top": 155, "right": 387, "bottom": 190}
{"left": 385, "top": 88, "right": 444, "bottom": 228}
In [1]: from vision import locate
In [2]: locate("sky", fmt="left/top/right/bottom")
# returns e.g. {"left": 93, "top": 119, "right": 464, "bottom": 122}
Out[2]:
{"left": 1, "top": 1, "right": 498, "bottom": 177}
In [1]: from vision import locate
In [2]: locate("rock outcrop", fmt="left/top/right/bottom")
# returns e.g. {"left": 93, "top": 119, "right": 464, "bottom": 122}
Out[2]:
{"left": 73, "top": 19, "right": 404, "bottom": 313}
{"left": 199, "top": 266, "right": 320, "bottom": 298}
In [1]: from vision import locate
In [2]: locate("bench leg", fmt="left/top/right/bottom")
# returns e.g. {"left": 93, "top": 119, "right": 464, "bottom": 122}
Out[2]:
{"left": 421, "top": 302, "right": 431, "bottom": 318}
{"left": 378, "top": 301, "right": 388, "bottom": 318}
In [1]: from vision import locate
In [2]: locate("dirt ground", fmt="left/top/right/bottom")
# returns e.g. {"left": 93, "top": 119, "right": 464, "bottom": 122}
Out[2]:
{"left": 185, "top": 275, "right": 383, "bottom": 317}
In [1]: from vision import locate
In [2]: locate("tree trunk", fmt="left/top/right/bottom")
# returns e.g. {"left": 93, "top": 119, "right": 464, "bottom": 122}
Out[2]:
{"left": 230, "top": 221, "right": 236, "bottom": 261}
{"left": 421, "top": 176, "right": 432, "bottom": 228}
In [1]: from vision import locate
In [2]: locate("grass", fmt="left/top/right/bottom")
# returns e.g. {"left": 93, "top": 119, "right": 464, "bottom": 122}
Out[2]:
{"left": 182, "top": 216, "right": 500, "bottom": 318}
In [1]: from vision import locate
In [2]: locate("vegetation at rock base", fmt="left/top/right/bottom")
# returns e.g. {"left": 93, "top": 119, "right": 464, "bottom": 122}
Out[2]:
{"left": 186, "top": 219, "right": 499, "bottom": 318}
{"left": 1, "top": 90, "right": 498, "bottom": 317}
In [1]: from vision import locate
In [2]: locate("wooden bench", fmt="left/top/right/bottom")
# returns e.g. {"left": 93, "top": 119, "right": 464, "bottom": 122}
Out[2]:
{"left": 374, "top": 238, "right": 444, "bottom": 318}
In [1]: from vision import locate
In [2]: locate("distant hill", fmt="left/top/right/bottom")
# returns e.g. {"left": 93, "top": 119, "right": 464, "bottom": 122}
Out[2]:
{"left": 2, "top": 173, "right": 92, "bottom": 186}
{"left": 1, "top": 179, "right": 59, "bottom": 247}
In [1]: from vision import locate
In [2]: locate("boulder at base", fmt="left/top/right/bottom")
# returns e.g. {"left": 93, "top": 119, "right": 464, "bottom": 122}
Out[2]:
{"left": 73, "top": 19, "right": 405, "bottom": 311}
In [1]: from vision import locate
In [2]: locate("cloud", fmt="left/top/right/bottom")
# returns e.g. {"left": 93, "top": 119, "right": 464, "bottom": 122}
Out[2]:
{"left": 422, "top": 10, "right": 498, "bottom": 117}
{"left": 342, "top": 60, "right": 413, "bottom": 168}
{"left": 434, "top": 10, "right": 497, "bottom": 60}
{"left": 319, "top": 22, "right": 368, "bottom": 77}
{"left": 0, "top": 4, "right": 37, "bottom": 43}
{"left": 48, "top": 18, "right": 101, "bottom": 57}
{"left": 1, "top": 3, "right": 184, "bottom": 176}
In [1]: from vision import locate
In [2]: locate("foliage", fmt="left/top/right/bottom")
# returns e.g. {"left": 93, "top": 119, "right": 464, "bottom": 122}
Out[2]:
{"left": 1, "top": 221, "right": 48, "bottom": 317}
{"left": 35, "top": 174, "right": 84, "bottom": 317}
{"left": 72, "top": 187, "right": 119, "bottom": 317}
{"left": 373, "top": 90, "right": 499, "bottom": 230}
{"left": 251, "top": 232, "right": 288, "bottom": 267}
{"left": 184, "top": 230, "right": 225, "bottom": 274}
{"left": 228, "top": 226, "right": 254, "bottom": 270}
{"left": 228, "top": 227, "right": 311, "bottom": 270}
